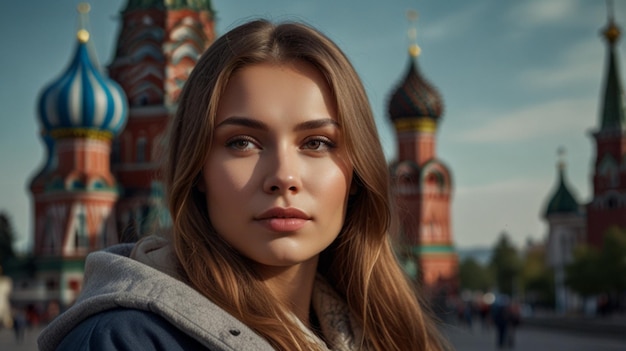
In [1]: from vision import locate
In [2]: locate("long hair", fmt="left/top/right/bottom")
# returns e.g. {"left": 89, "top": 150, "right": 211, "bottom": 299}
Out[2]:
{"left": 164, "top": 19, "right": 448, "bottom": 350}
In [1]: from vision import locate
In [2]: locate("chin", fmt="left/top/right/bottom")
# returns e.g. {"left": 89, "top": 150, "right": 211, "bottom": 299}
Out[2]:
{"left": 254, "top": 251, "right": 318, "bottom": 267}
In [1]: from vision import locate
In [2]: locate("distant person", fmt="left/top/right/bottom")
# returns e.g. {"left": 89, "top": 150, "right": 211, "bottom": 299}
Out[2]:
{"left": 38, "top": 19, "right": 451, "bottom": 351}
{"left": 44, "top": 300, "right": 60, "bottom": 324}
{"left": 492, "top": 295, "right": 510, "bottom": 349}
{"left": 478, "top": 300, "right": 491, "bottom": 331}
{"left": 25, "top": 304, "right": 40, "bottom": 327}
{"left": 506, "top": 300, "right": 521, "bottom": 348}
{"left": 457, "top": 299, "right": 473, "bottom": 331}
{"left": 12, "top": 308, "right": 27, "bottom": 343}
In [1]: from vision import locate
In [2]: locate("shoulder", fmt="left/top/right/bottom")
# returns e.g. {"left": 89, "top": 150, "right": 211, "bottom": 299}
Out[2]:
{"left": 55, "top": 308, "right": 208, "bottom": 351}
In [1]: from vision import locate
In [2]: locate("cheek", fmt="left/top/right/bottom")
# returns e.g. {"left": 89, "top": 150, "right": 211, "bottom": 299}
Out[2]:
{"left": 203, "top": 157, "right": 254, "bottom": 215}
{"left": 311, "top": 162, "right": 353, "bottom": 207}
{"left": 205, "top": 155, "right": 255, "bottom": 190}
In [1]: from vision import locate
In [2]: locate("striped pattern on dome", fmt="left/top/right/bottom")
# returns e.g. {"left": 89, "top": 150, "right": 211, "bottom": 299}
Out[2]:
{"left": 38, "top": 40, "right": 128, "bottom": 138}
{"left": 388, "top": 59, "right": 443, "bottom": 121}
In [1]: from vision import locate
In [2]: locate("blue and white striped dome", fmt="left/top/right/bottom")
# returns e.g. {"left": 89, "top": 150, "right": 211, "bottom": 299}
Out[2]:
{"left": 38, "top": 30, "right": 128, "bottom": 139}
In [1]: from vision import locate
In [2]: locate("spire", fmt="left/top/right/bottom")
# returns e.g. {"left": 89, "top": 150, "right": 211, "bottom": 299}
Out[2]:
{"left": 599, "top": 0, "right": 625, "bottom": 132}
{"left": 388, "top": 10, "right": 444, "bottom": 131}
{"left": 544, "top": 148, "right": 580, "bottom": 217}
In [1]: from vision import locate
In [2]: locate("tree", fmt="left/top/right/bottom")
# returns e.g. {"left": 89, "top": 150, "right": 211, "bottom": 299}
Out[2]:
{"left": 489, "top": 232, "right": 522, "bottom": 296}
{"left": 565, "top": 245, "right": 603, "bottom": 298}
{"left": 459, "top": 257, "right": 493, "bottom": 292}
{"left": 520, "top": 245, "right": 554, "bottom": 307}
{"left": 598, "top": 226, "right": 626, "bottom": 294}
{"left": 0, "top": 212, "right": 16, "bottom": 267}
{"left": 565, "top": 226, "right": 626, "bottom": 302}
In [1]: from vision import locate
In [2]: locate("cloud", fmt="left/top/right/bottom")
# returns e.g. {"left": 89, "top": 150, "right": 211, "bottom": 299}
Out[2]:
{"left": 452, "top": 97, "right": 596, "bottom": 143}
{"left": 519, "top": 38, "right": 603, "bottom": 90}
{"left": 421, "top": 3, "right": 487, "bottom": 40}
{"left": 453, "top": 177, "right": 549, "bottom": 248}
{"left": 508, "top": 1, "right": 580, "bottom": 27}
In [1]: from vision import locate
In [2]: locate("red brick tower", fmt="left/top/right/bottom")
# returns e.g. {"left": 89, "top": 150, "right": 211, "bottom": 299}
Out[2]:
{"left": 108, "top": 0, "right": 216, "bottom": 238}
{"left": 587, "top": 11, "right": 626, "bottom": 247}
{"left": 388, "top": 14, "right": 457, "bottom": 289}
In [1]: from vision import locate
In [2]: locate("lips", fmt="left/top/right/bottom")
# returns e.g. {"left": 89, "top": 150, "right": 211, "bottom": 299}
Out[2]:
{"left": 255, "top": 207, "right": 311, "bottom": 232}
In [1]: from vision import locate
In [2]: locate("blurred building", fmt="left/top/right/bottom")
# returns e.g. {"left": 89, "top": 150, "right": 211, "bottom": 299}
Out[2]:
{"left": 543, "top": 153, "right": 585, "bottom": 313}
{"left": 387, "top": 16, "right": 458, "bottom": 292}
{"left": 586, "top": 13, "right": 626, "bottom": 247}
{"left": 543, "top": 11, "right": 626, "bottom": 313}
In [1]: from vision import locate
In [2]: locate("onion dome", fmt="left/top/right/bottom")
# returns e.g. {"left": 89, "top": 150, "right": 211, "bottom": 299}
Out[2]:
{"left": 38, "top": 4, "right": 128, "bottom": 140}
{"left": 388, "top": 13, "right": 444, "bottom": 130}
{"left": 388, "top": 56, "right": 444, "bottom": 121}
{"left": 544, "top": 153, "right": 580, "bottom": 217}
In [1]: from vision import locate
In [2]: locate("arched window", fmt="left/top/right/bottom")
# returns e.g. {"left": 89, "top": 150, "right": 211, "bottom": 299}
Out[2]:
{"left": 91, "top": 179, "right": 107, "bottom": 190}
{"left": 70, "top": 179, "right": 85, "bottom": 190}
{"left": 425, "top": 171, "right": 445, "bottom": 193}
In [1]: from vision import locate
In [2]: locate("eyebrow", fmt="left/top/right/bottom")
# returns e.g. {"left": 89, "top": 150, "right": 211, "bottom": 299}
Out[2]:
{"left": 216, "top": 116, "right": 339, "bottom": 131}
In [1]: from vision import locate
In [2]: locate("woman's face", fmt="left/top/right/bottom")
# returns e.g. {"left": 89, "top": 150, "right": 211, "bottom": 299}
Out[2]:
{"left": 200, "top": 61, "right": 353, "bottom": 269}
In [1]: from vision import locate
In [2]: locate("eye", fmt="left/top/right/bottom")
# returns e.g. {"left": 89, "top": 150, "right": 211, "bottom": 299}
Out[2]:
{"left": 225, "top": 136, "right": 259, "bottom": 151}
{"left": 302, "top": 137, "right": 336, "bottom": 151}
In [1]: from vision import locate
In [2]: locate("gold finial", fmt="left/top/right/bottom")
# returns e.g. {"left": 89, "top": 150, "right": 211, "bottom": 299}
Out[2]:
{"left": 407, "top": 10, "right": 421, "bottom": 57}
{"left": 77, "top": 29, "right": 90, "bottom": 43}
{"left": 76, "top": 3, "right": 91, "bottom": 43}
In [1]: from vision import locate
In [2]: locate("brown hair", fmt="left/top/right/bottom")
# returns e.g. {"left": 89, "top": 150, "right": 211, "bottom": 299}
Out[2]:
{"left": 164, "top": 19, "right": 448, "bottom": 350}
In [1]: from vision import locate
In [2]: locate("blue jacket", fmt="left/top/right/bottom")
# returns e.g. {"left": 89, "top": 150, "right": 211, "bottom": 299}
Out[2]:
{"left": 56, "top": 308, "right": 207, "bottom": 350}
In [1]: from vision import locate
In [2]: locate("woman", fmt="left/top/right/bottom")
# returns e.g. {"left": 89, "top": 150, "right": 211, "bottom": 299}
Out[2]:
{"left": 38, "top": 19, "right": 450, "bottom": 351}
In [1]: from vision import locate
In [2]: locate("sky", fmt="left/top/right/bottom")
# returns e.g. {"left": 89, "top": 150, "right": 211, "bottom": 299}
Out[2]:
{"left": 0, "top": 0, "right": 620, "bottom": 252}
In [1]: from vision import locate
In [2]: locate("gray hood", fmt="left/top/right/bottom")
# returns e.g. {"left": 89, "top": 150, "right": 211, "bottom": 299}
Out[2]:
{"left": 37, "top": 236, "right": 274, "bottom": 351}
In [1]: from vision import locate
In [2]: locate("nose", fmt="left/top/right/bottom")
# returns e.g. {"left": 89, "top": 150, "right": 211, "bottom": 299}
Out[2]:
{"left": 263, "top": 148, "right": 301, "bottom": 194}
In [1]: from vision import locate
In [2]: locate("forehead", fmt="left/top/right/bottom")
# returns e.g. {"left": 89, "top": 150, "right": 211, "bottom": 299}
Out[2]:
{"left": 216, "top": 61, "right": 337, "bottom": 121}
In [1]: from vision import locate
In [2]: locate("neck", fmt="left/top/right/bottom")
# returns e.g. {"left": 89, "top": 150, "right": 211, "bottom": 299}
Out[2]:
{"left": 255, "top": 256, "right": 319, "bottom": 327}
